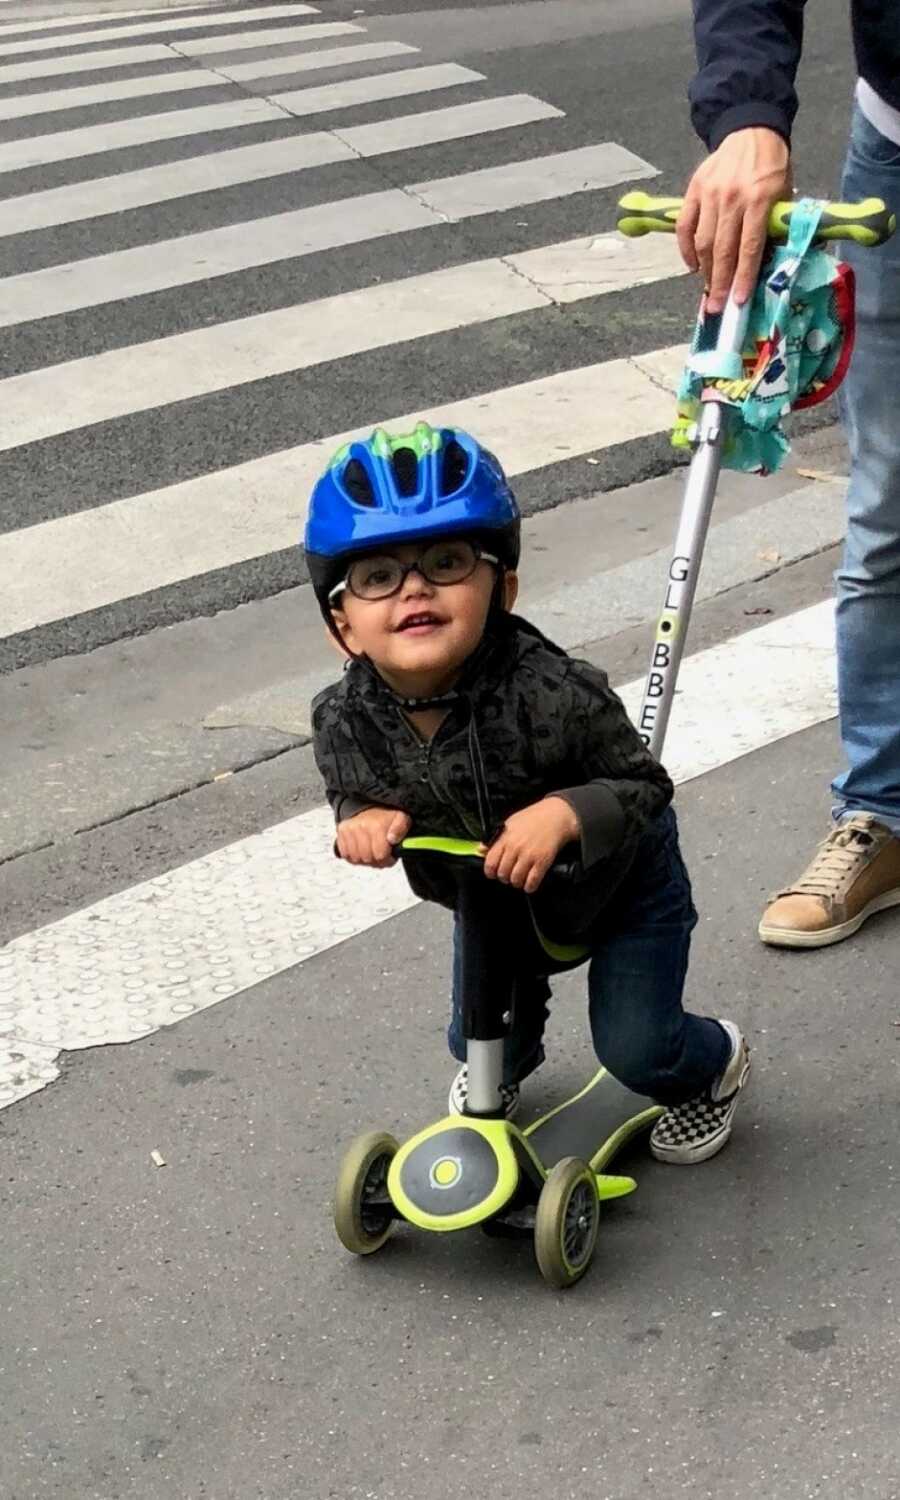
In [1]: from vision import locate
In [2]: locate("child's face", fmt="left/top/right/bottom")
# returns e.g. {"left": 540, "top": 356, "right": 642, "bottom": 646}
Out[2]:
{"left": 331, "top": 540, "right": 518, "bottom": 694}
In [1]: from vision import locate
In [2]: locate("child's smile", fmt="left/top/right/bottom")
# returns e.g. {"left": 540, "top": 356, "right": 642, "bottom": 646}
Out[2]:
{"left": 331, "top": 540, "right": 518, "bottom": 699}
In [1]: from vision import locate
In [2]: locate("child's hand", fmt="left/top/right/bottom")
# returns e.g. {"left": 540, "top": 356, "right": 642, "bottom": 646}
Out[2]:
{"left": 336, "top": 807, "right": 412, "bottom": 868}
{"left": 481, "top": 797, "right": 580, "bottom": 894}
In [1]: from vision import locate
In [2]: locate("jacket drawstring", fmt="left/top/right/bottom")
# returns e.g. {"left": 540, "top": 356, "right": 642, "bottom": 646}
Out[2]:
{"left": 466, "top": 708, "right": 495, "bottom": 843}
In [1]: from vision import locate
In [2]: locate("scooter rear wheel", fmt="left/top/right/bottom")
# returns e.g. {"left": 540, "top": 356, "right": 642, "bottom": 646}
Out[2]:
{"left": 534, "top": 1157, "right": 599, "bottom": 1289}
{"left": 334, "top": 1130, "right": 399, "bottom": 1255}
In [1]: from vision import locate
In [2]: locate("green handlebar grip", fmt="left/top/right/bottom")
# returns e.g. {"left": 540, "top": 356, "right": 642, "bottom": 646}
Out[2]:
{"left": 616, "top": 192, "right": 682, "bottom": 237}
{"left": 617, "top": 190, "right": 896, "bottom": 246}
{"left": 400, "top": 835, "right": 484, "bottom": 858}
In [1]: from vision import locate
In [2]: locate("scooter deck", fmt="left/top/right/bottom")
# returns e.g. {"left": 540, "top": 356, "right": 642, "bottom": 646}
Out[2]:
{"left": 523, "top": 1067, "right": 663, "bottom": 1174}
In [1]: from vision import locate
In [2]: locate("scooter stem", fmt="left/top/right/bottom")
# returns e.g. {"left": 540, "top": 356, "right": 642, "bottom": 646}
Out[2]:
{"left": 635, "top": 293, "right": 752, "bottom": 762}
{"left": 466, "top": 1037, "right": 505, "bottom": 1116}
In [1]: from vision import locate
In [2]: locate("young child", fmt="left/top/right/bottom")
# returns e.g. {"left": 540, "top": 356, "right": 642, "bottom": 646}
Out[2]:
{"left": 307, "top": 422, "right": 750, "bottom": 1164}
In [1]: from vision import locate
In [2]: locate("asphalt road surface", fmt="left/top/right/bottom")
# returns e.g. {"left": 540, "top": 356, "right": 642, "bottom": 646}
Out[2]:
{"left": 1, "top": 2, "right": 898, "bottom": 1498}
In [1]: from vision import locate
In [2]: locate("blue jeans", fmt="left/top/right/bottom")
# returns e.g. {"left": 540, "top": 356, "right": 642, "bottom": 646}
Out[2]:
{"left": 833, "top": 105, "right": 900, "bottom": 833}
{"left": 447, "top": 809, "right": 730, "bottom": 1107}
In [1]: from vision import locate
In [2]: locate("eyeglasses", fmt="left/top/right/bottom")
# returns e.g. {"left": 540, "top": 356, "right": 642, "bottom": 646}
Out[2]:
{"left": 328, "top": 539, "right": 499, "bottom": 604}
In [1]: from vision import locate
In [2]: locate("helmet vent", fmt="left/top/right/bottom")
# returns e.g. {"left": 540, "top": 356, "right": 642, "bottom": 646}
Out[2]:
{"left": 441, "top": 437, "right": 470, "bottom": 495}
{"left": 391, "top": 446, "right": 419, "bottom": 498}
{"left": 343, "top": 457, "right": 376, "bottom": 507}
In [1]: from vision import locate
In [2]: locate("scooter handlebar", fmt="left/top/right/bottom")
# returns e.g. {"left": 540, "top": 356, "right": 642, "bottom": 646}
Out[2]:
{"left": 399, "top": 834, "right": 582, "bottom": 883}
{"left": 401, "top": 835, "right": 483, "bottom": 859}
{"left": 616, "top": 191, "right": 896, "bottom": 247}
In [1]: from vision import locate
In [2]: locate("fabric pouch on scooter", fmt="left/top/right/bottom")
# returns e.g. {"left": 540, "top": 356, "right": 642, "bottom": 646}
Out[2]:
{"left": 672, "top": 198, "right": 855, "bottom": 474}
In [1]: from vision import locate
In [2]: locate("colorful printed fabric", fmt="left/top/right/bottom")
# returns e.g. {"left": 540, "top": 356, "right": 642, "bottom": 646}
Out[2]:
{"left": 673, "top": 198, "right": 855, "bottom": 474}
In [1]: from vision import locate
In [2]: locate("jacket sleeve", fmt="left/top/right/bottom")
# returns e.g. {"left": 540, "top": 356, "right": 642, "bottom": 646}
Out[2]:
{"left": 690, "top": 0, "right": 806, "bottom": 150}
{"left": 311, "top": 686, "right": 379, "bottom": 826}
{"left": 550, "top": 661, "right": 674, "bottom": 870}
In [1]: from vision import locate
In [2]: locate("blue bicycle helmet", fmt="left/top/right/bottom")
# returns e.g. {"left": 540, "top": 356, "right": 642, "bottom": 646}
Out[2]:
{"left": 304, "top": 422, "right": 520, "bottom": 622}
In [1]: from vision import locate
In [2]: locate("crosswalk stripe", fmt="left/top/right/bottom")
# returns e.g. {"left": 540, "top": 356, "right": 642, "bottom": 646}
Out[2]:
{"left": 0, "top": 39, "right": 435, "bottom": 124}
{"left": 0, "top": 595, "right": 837, "bottom": 1112}
{"left": 0, "top": 96, "right": 558, "bottom": 236}
{"left": 0, "top": 65, "right": 225, "bottom": 120}
{"left": 269, "top": 62, "right": 484, "bottom": 115}
{"left": 336, "top": 93, "right": 563, "bottom": 156}
{"left": 0, "top": 4, "right": 225, "bottom": 33}
{"left": 219, "top": 40, "right": 419, "bottom": 81}
{"left": 0, "top": 236, "right": 685, "bottom": 449}
{"left": 0, "top": 22, "right": 362, "bottom": 83}
{"left": 0, "top": 5, "right": 320, "bottom": 55}
{"left": 173, "top": 20, "right": 364, "bottom": 56}
{"left": 0, "top": 190, "right": 436, "bottom": 326}
{"left": 0, "top": 130, "right": 354, "bottom": 237}
{"left": 0, "top": 142, "right": 652, "bottom": 326}
{"left": 0, "top": 42, "right": 173, "bottom": 83}
{"left": 0, "top": 345, "right": 686, "bottom": 638}
{"left": 619, "top": 602, "right": 837, "bottom": 784}
{"left": 410, "top": 141, "right": 655, "bottom": 218}
{"left": 175, "top": 20, "right": 366, "bottom": 56}
{"left": 0, "top": 96, "right": 286, "bottom": 173}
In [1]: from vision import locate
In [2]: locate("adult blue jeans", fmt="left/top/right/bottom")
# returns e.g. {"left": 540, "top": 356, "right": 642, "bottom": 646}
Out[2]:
{"left": 833, "top": 105, "right": 900, "bottom": 832}
{"left": 447, "top": 808, "right": 730, "bottom": 1107}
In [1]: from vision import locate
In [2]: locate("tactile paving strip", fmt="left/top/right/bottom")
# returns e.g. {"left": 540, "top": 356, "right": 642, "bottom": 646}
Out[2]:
{"left": 0, "top": 806, "right": 417, "bottom": 1111}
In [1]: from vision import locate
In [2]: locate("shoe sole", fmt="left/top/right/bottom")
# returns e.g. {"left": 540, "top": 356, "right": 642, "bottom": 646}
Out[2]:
{"left": 649, "top": 1046, "right": 751, "bottom": 1166}
{"left": 758, "top": 887, "right": 900, "bottom": 949}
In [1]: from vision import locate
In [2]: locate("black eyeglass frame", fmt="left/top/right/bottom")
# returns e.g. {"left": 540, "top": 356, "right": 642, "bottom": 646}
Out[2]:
{"left": 327, "top": 540, "right": 500, "bottom": 605}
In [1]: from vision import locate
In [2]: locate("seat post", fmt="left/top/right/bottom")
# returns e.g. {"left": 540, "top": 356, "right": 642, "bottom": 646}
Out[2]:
{"left": 455, "top": 873, "right": 514, "bottom": 1116}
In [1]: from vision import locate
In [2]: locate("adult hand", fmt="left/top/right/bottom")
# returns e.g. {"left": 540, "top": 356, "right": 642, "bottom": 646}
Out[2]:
{"left": 481, "top": 797, "right": 580, "bottom": 895}
{"left": 677, "top": 127, "right": 793, "bottom": 313}
{"left": 336, "top": 806, "right": 412, "bottom": 867}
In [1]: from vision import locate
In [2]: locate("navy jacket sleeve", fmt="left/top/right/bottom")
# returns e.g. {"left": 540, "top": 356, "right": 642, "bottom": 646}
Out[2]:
{"left": 690, "top": 0, "right": 806, "bottom": 150}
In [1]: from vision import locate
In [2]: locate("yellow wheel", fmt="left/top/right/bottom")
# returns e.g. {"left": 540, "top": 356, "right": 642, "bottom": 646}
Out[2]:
{"left": 333, "top": 1130, "right": 399, "bottom": 1255}
{"left": 534, "top": 1157, "right": 599, "bottom": 1289}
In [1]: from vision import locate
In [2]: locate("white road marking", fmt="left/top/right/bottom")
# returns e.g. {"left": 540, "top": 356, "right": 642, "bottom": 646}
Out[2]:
{"left": 0, "top": 4, "right": 234, "bottom": 32}
{"left": 410, "top": 141, "right": 656, "bottom": 218}
{"left": 0, "top": 5, "right": 319, "bottom": 56}
{"left": 0, "top": 597, "right": 838, "bottom": 1111}
{"left": 618, "top": 601, "right": 837, "bottom": 783}
{"left": 0, "top": 42, "right": 173, "bottom": 83}
{"left": 336, "top": 92, "right": 562, "bottom": 156}
{"left": 0, "top": 343, "right": 686, "bottom": 637}
{"left": 218, "top": 40, "right": 417, "bottom": 81}
{"left": 0, "top": 131, "right": 354, "bottom": 236}
{"left": 270, "top": 61, "right": 484, "bottom": 116}
{"left": 0, "top": 236, "right": 684, "bottom": 447}
{"left": 0, "top": 189, "right": 439, "bottom": 326}
{"left": 0, "top": 65, "right": 225, "bottom": 121}
{"left": 175, "top": 20, "right": 364, "bottom": 55}
{"left": 0, "top": 141, "right": 653, "bottom": 326}
{"left": 0, "top": 96, "right": 287, "bottom": 173}
{"left": 0, "top": 96, "right": 562, "bottom": 235}
{"left": 0, "top": 39, "right": 443, "bottom": 120}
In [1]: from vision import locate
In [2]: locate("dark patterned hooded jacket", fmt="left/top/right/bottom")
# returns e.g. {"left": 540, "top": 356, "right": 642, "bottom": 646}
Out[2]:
{"left": 311, "top": 614, "right": 674, "bottom": 940}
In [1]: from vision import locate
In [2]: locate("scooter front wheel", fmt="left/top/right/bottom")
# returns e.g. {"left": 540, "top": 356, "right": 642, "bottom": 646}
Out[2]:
{"left": 534, "top": 1157, "right": 600, "bottom": 1289}
{"left": 333, "top": 1130, "right": 399, "bottom": 1255}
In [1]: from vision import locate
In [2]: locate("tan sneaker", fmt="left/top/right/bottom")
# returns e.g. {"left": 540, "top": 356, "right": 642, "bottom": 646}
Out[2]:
{"left": 759, "top": 813, "right": 900, "bottom": 949}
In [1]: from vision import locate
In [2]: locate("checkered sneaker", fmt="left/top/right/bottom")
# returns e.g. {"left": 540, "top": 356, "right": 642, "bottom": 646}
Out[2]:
{"left": 448, "top": 1065, "right": 520, "bottom": 1120}
{"left": 650, "top": 1021, "right": 751, "bottom": 1165}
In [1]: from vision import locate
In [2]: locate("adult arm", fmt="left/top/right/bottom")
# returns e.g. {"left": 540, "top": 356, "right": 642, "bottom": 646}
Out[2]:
{"left": 680, "top": 0, "right": 803, "bottom": 310}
